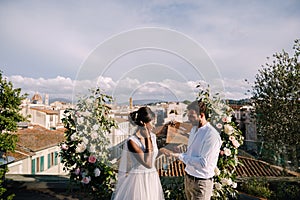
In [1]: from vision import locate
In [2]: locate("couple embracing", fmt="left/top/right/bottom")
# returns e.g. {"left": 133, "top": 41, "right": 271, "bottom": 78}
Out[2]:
{"left": 112, "top": 100, "right": 222, "bottom": 200}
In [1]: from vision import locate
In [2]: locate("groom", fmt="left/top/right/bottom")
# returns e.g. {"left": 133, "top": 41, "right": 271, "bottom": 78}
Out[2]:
{"left": 169, "top": 100, "right": 222, "bottom": 200}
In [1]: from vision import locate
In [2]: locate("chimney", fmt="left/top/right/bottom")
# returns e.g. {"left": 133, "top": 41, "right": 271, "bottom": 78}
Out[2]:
{"left": 129, "top": 97, "right": 133, "bottom": 109}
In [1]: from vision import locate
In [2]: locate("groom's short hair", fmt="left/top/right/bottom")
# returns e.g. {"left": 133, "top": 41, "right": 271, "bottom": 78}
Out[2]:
{"left": 187, "top": 100, "right": 209, "bottom": 119}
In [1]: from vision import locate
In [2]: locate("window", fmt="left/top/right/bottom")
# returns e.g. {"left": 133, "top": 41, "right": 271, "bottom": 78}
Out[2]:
{"left": 54, "top": 152, "right": 58, "bottom": 165}
{"left": 32, "top": 156, "right": 44, "bottom": 173}
{"left": 48, "top": 153, "right": 51, "bottom": 169}
{"left": 40, "top": 156, "right": 44, "bottom": 172}
{"left": 36, "top": 157, "right": 40, "bottom": 172}
{"left": 31, "top": 159, "right": 35, "bottom": 174}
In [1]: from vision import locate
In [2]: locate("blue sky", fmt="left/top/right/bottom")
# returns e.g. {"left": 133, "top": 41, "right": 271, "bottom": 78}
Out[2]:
{"left": 1, "top": 0, "right": 299, "bottom": 103}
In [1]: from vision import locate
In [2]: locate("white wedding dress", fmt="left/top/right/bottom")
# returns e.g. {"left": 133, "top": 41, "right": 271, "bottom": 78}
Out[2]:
{"left": 112, "top": 133, "right": 164, "bottom": 200}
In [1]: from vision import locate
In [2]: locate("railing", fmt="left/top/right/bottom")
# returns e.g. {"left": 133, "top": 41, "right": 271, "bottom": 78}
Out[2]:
{"left": 240, "top": 140, "right": 300, "bottom": 172}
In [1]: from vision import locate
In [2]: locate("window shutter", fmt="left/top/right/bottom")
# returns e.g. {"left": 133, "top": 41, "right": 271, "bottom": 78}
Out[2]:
{"left": 31, "top": 159, "right": 36, "bottom": 174}
{"left": 40, "top": 156, "right": 44, "bottom": 172}
{"left": 48, "top": 154, "right": 51, "bottom": 168}
{"left": 54, "top": 152, "right": 58, "bottom": 165}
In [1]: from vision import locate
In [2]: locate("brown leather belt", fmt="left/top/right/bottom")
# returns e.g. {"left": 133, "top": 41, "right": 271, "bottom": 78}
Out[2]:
{"left": 186, "top": 173, "right": 213, "bottom": 181}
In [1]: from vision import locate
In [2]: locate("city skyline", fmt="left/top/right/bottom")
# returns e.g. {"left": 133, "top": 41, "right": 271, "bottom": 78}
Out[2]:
{"left": 1, "top": 1, "right": 299, "bottom": 103}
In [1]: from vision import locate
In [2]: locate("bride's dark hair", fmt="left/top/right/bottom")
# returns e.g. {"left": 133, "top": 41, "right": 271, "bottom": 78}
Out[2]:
{"left": 129, "top": 107, "right": 155, "bottom": 126}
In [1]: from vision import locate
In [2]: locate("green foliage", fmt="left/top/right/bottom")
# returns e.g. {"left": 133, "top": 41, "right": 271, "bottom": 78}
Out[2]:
{"left": 240, "top": 178, "right": 272, "bottom": 199}
{"left": 196, "top": 85, "right": 244, "bottom": 200}
{"left": 160, "top": 177, "right": 186, "bottom": 200}
{"left": 59, "top": 88, "right": 118, "bottom": 199}
{"left": 251, "top": 39, "right": 300, "bottom": 149}
{"left": 0, "top": 71, "right": 26, "bottom": 153}
{"left": 0, "top": 70, "right": 26, "bottom": 200}
{"left": 0, "top": 71, "right": 26, "bottom": 133}
{"left": 271, "top": 182, "right": 300, "bottom": 200}
{"left": 0, "top": 133, "right": 18, "bottom": 153}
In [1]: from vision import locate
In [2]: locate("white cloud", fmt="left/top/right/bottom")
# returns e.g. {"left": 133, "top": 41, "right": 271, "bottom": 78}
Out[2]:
{"left": 7, "top": 74, "right": 250, "bottom": 103}
{"left": 1, "top": 0, "right": 300, "bottom": 101}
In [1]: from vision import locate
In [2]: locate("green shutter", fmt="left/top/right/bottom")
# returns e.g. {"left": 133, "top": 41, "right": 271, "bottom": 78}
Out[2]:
{"left": 40, "top": 156, "right": 44, "bottom": 172}
{"left": 48, "top": 153, "right": 51, "bottom": 168}
{"left": 31, "top": 159, "right": 36, "bottom": 174}
{"left": 54, "top": 152, "right": 58, "bottom": 165}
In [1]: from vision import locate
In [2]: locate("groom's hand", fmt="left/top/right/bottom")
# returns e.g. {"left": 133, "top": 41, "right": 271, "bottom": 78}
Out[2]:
{"left": 170, "top": 153, "right": 180, "bottom": 159}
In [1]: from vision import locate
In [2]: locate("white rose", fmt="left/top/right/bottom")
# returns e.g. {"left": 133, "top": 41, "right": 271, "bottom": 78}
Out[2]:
{"left": 91, "top": 132, "right": 98, "bottom": 140}
{"left": 232, "top": 140, "right": 240, "bottom": 148}
{"left": 86, "top": 98, "right": 93, "bottom": 104}
{"left": 89, "top": 144, "right": 96, "bottom": 153}
{"left": 232, "top": 182, "right": 237, "bottom": 188}
{"left": 224, "top": 147, "right": 231, "bottom": 156}
{"left": 221, "top": 178, "right": 232, "bottom": 186}
{"left": 77, "top": 117, "right": 84, "bottom": 124}
{"left": 226, "top": 116, "right": 232, "bottom": 123}
{"left": 224, "top": 124, "right": 234, "bottom": 135}
{"left": 92, "top": 124, "right": 99, "bottom": 131}
{"left": 82, "top": 137, "right": 89, "bottom": 145}
{"left": 71, "top": 133, "right": 78, "bottom": 141}
{"left": 94, "top": 168, "right": 101, "bottom": 177}
{"left": 214, "top": 167, "right": 220, "bottom": 176}
{"left": 76, "top": 142, "right": 86, "bottom": 153}
{"left": 227, "top": 178, "right": 232, "bottom": 185}
{"left": 81, "top": 111, "right": 90, "bottom": 117}
{"left": 214, "top": 182, "right": 222, "bottom": 190}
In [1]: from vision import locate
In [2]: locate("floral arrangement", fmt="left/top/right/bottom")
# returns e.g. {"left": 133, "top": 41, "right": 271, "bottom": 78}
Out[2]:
{"left": 196, "top": 85, "right": 244, "bottom": 199}
{"left": 59, "top": 88, "right": 117, "bottom": 199}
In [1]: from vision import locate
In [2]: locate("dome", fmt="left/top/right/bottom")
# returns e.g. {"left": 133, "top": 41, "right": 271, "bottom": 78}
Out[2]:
{"left": 32, "top": 93, "right": 43, "bottom": 104}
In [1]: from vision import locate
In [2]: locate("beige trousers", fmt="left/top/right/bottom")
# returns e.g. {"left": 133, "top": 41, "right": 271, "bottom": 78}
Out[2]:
{"left": 184, "top": 175, "right": 213, "bottom": 200}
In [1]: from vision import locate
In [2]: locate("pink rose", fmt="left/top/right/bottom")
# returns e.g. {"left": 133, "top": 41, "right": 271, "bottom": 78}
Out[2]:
{"left": 222, "top": 117, "right": 227, "bottom": 123}
{"left": 61, "top": 143, "right": 68, "bottom": 150}
{"left": 88, "top": 155, "right": 97, "bottom": 163}
{"left": 229, "top": 136, "right": 236, "bottom": 141}
{"left": 81, "top": 176, "right": 91, "bottom": 184}
{"left": 216, "top": 123, "right": 223, "bottom": 129}
{"left": 232, "top": 140, "right": 240, "bottom": 148}
{"left": 74, "top": 168, "right": 80, "bottom": 175}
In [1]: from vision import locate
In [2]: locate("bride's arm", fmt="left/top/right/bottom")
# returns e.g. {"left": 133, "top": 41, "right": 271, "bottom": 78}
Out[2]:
{"left": 128, "top": 137, "right": 154, "bottom": 169}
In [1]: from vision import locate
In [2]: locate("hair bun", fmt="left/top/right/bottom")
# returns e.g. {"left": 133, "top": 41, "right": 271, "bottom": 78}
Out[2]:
{"left": 129, "top": 107, "right": 155, "bottom": 126}
{"left": 129, "top": 111, "right": 139, "bottom": 126}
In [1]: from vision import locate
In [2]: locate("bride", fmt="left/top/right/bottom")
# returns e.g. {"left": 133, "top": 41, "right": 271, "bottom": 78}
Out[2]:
{"left": 112, "top": 107, "right": 164, "bottom": 200}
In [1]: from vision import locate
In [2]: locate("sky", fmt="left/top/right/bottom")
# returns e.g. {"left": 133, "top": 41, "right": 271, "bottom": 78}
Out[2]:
{"left": 1, "top": 0, "right": 299, "bottom": 104}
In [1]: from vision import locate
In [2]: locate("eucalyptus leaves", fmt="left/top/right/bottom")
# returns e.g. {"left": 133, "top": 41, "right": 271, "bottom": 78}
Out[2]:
{"left": 59, "top": 88, "right": 117, "bottom": 199}
{"left": 197, "top": 85, "right": 244, "bottom": 200}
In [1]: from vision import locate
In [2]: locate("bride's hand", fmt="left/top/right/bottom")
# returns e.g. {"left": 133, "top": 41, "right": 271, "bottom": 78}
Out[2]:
{"left": 139, "top": 124, "right": 150, "bottom": 138}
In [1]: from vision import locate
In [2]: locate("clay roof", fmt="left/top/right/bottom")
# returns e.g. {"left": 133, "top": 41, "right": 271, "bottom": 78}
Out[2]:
{"left": 31, "top": 93, "right": 42, "bottom": 102}
{"left": 30, "top": 107, "right": 59, "bottom": 115}
{"left": 156, "top": 146, "right": 300, "bottom": 178}
{"left": 154, "top": 123, "right": 300, "bottom": 178}
{"left": 7, "top": 148, "right": 34, "bottom": 162}
{"left": 236, "top": 156, "right": 300, "bottom": 177}
{"left": 13, "top": 125, "right": 65, "bottom": 152}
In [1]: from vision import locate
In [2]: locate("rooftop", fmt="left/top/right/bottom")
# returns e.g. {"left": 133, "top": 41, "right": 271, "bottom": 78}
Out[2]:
{"left": 8, "top": 125, "right": 65, "bottom": 157}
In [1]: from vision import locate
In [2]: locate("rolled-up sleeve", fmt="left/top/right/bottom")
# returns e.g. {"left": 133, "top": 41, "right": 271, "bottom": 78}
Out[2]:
{"left": 179, "top": 153, "right": 207, "bottom": 168}
{"left": 179, "top": 132, "right": 221, "bottom": 169}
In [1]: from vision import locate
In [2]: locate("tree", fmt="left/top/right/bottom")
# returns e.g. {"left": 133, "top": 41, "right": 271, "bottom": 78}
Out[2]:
{"left": 0, "top": 70, "right": 26, "bottom": 199}
{"left": 251, "top": 40, "right": 300, "bottom": 167}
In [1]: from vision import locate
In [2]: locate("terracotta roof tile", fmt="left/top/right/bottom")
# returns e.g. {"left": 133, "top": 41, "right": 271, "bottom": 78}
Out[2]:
{"left": 154, "top": 123, "right": 300, "bottom": 178}
{"left": 13, "top": 125, "right": 65, "bottom": 152}
{"left": 155, "top": 153, "right": 300, "bottom": 178}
